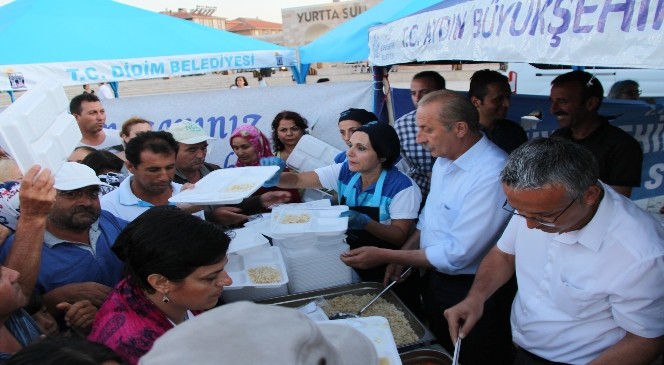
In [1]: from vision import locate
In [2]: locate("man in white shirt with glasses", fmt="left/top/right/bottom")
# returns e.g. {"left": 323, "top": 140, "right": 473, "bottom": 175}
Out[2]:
{"left": 444, "top": 137, "right": 664, "bottom": 365}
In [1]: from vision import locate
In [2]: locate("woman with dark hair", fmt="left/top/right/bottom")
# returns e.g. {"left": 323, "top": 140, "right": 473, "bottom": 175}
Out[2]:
{"left": 7, "top": 337, "right": 122, "bottom": 365}
{"left": 270, "top": 111, "right": 308, "bottom": 164}
{"left": 81, "top": 151, "right": 127, "bottom": 195}
{"left": 87, "top": 206, "right": 232, "bottom": 365}
{"left": 230, "top": 76, "right": 249, "bottom": 89}
{"left": 267, "top": 122, "right": 422, "bottom": 313}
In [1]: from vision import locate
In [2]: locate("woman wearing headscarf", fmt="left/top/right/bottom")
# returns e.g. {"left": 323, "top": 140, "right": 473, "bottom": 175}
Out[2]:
{"left": 266, "top": 122, "right": 422, "bottom": 313}
{"left": 229, "top": 125, "right": 301, "bottom": 205}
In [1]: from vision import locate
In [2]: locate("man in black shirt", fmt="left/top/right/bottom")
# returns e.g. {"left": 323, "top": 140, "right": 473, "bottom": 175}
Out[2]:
{"left": 549, "top": 71, "right": 643, "bottom": 197}
{"left": 469, "top": 69, "right": 527, "bottom": 154}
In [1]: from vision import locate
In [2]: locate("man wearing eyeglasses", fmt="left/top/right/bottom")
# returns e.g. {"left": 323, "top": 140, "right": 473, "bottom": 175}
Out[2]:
{"left": 445, "top": 138, "right": 664, "bottom": 365}
{"left": 0, "top": 162, "right": 128, "bottom": 333}
{"left": 549, "top": 71, "right": 643, "bottom": 198}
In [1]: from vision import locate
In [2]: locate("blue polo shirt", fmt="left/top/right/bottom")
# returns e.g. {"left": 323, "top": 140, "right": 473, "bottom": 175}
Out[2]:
{"left": 0, "top": 210, "right": 128, "bottom": 294}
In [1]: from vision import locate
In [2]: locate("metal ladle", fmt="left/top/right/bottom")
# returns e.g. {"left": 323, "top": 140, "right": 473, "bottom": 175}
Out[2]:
{"left": 329, "top": 266, "right": 413, "bottom": 320}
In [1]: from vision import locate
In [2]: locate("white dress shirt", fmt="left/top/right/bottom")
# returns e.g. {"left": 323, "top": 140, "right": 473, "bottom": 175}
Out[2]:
{"left": 418, "top": 135, "right": 510, "bottom": 274}
{"left": 498, "top": 183, "right": 664, "bottom": 364}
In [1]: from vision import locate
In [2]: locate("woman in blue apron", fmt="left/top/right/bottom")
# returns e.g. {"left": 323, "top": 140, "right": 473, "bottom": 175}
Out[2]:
{"left": 271, "top": 122, "right": 422, "bottom": 313}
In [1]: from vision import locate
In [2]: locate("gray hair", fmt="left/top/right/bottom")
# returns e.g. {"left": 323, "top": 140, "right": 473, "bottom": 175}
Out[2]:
{"left": 419, "top": 90, "right": 481, "bottom": 132}
{"left": 608, "top": 79, "right": 640, "bottom": 99}
{"left": 501, "top": 138, "right": 599, "bottom": 200}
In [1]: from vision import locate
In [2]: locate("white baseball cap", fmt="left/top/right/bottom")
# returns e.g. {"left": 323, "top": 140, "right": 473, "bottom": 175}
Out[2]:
{"left": 54, "top": 162, "right": 111, "bottom": 191}
{"left": 167, "top": 121, "right": 214, "bottom": 145}
{"left": 139, "top": 301, "right": 378, "bottom": 365}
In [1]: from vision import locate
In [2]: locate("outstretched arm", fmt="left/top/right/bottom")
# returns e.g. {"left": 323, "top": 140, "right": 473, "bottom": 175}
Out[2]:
{"left": 4, "top": 165, "right": 55, "bottom": 297}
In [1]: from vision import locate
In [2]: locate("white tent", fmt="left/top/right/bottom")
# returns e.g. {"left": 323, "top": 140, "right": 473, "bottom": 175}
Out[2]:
{"left": 368, "top": 0, "right": 664, "bottom": 69}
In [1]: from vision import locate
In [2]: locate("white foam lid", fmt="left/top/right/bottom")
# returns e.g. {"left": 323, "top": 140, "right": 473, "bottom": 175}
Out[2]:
{"left": 169, "top": 165, "right": 279, "bottom": 205}
{"left": 286, "top": 134, "right": 342, "bottom": 172}
{"left": 0, "top": 78, "right": 81, "bottom": 175}
{"left": 318, "top": 317, "right": 402, "bottom": 365}
{"left": 227, "top": 227, "right": 269, "bottom": 254}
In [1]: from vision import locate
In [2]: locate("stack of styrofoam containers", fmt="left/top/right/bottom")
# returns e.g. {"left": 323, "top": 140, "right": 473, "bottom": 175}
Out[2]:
{"left": 0, "top": 78, "right": 81, "bottom": 174}
{"left": 221, "top": 228, "right": 289, "bottom": 303}
{"left": 272, "top": 234, "right": 353, "bottom": 294}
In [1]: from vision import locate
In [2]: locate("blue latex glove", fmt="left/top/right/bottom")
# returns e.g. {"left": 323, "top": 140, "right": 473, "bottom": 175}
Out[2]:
{"left": 339, "top": 210, "right": 371, "bottom": 230}
{"left": 260, "top": 157, "right": 286, "bottom": 187}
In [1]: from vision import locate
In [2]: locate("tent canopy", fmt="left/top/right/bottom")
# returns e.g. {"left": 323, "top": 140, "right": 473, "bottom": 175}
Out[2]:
{"left": 0, "top": 0, "right": 296, "bottom": 90}
{"left": 368, "top": 0, "right": 664, "bottom": 69}
{"left": 298, "top": 0, "right": 441, "bottom": 65}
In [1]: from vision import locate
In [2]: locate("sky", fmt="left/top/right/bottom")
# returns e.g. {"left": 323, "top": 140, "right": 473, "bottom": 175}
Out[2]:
{"left": 0, "top": 0, "right": 335, "bottom": 23}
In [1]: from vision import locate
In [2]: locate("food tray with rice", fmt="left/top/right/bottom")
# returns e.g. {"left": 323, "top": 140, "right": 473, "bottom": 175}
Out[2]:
{"left": 269, "top": 205, "right": 349, "bottom": 237}
{"left": 168, "top": 165, "right": 279, "bottom": 205}
{"left": 222, "top": 246, "right": 289, "bottom": 302}
{"left": 257, "top": 282, "right": 435, "bottom": 352}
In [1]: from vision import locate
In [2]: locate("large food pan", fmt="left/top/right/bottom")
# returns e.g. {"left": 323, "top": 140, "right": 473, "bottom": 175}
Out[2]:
{"left": 257, "top": 282, "right": 436, "bottom": 351}
{"left": 400, "top": 347, "right": 453, "bottom": 365}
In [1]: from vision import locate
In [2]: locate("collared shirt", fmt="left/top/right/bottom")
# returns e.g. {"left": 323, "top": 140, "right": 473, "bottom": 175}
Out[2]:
{"left": 394, "top": 110, "right": 434, "bottom": 198}
{"left": 497, "top": 183, "right": 664, "bottom": 364}
{"left": 0, "top": 211, "right": 128, "bottom": 294}
{"left": 43, "top": 220, "right": 101, "bottom": 255}
{"left": 315, "top": 162, "right": 421, "bottom": 223}
{"left": 100, "top": 177, "right": 205, "bottom": 222}
{"left": 418, "top": 135, "right": 509, "bottom": 274}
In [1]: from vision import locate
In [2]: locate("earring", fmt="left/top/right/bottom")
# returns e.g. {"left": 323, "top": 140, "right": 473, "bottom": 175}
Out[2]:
{"left": 162, "top": 294, "right": 170, "bottom": 304}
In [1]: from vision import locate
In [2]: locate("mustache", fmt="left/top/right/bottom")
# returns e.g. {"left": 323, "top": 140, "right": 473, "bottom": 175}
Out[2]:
{"left": 71, "top": 206, "right": 99, "bottom": 216}
{"left": 553, "top": 111, "right": 568, "bottom": 116}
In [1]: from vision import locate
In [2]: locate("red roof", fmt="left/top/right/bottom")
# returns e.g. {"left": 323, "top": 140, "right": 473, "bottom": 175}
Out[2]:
{"left": 227, "top": 17, "right": 282, "bottom": 32}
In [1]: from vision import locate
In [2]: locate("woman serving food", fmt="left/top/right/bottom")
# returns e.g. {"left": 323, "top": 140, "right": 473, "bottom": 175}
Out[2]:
{"left": 267, "top": 122, "right": 422, "bottom": 312}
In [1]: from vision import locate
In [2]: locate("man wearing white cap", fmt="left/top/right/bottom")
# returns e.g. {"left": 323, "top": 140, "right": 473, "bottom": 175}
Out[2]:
{"left": 0, "top": 162, "right": 128, "bottom": 329}
{"left": 139, "top": 302, "right": 378, "bottom": 365}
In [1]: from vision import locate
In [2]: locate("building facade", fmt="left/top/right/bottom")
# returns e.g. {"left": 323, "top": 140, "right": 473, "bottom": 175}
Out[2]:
{"left": 281, "top": 0, "right": 380, "bottom": 47}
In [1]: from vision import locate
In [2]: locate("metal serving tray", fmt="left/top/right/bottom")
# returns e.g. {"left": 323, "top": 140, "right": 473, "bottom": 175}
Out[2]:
{"left": 257, "top": 282, "right": 436, "bottom": 352}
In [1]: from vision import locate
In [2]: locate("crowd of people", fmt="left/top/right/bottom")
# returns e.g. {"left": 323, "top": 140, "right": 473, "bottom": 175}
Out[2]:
{"left": 0, "top": 69, "right": 661, "bottom": 365}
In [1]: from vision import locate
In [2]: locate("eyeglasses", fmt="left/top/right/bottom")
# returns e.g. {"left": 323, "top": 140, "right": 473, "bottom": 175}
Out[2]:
{"left": 56, "top": 188, "right": 100, "bottom": 200}
{"left": 502, "top": 199, "right": 576, "bottom": 227}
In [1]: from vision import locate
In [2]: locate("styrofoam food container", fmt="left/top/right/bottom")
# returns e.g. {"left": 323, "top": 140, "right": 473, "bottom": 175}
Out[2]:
{"left": 222, "top": 246, "right": 289, "bottom": 302}
{"left": 169, "top": 165, "right": 278, "bottom": 205}
{"left": 225, "top": 246, "right": 288, "bottom": 289}
{"left": 286, "top": 135, "right": 341, "bottom": 172}
{"left": 270, "top": 206, "right": 349, "bottom": 237}
{"left": 227, "top": 227, "right": 269, "bottom": 254}
{"left": 320, "top": 317, "right": 402, "bottom": 365}
{"left": 0, "top": 78, "right": 81, "bottom": 174}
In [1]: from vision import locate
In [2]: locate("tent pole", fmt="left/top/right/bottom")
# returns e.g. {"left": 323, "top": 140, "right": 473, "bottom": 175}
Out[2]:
{"left": 372, "top": 65, "right": 391, "bottom": 124}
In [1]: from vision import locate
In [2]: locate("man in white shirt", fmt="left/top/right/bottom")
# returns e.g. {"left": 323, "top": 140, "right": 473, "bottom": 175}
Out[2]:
{"left": 100, "top": 131, "right": 205, "bottom": 222}
{"left": 69, "top": 93, "right": 123, "bottom": 153}
{"left": 444, "top": 138, "right": 664, "bottom": 365}
{"left": 341, "top": 90, "right": 513, "bottom": 364}
{"left": 96, "top": 82, "right": 115, "bottom": 100}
